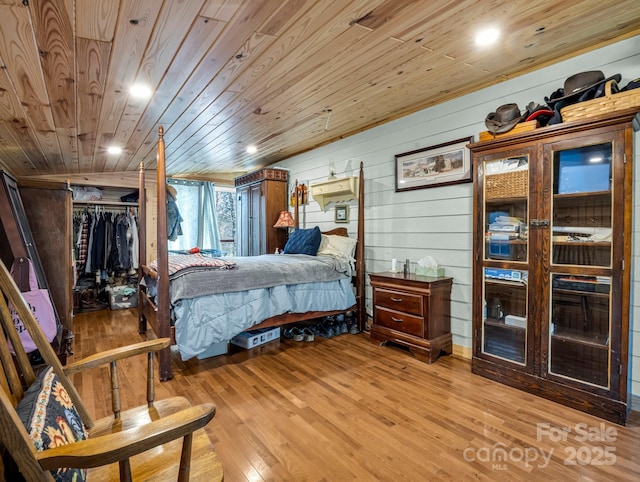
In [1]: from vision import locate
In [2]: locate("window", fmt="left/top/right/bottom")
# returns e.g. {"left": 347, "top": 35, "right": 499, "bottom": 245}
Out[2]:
{"left": 167, "top": 179, "right": 223, "bottom": 253}
{"left": 215, "top": 186, "right": 237, "bottom": 256}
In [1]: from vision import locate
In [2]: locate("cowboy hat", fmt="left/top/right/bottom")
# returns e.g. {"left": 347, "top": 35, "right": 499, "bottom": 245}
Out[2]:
{"left": 546, "top": 71, "right": 621, "bottom": 105}
{"left": 485, "top": 103, "right": 525, "bottom": 134}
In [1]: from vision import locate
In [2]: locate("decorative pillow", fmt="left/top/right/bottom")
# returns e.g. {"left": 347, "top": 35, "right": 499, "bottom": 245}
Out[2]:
{"left": 283, "top": 226, "right": 322, "bottom": 255}
{"left": 16, "top": 366, "right": 88, "bottom": 482}
{"left": 317, "top": 234, "right": 357, "bottom": 261}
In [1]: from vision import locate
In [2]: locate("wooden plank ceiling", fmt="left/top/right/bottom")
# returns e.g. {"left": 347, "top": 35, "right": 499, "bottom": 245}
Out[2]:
{"left": 0, "top": 0, "right": 639, "bottom": 181}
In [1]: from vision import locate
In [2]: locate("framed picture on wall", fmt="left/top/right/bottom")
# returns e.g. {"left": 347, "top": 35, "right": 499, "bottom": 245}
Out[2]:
{"left": 335, "top": 205, "right": 349, "bottom": 223}
{"left": 395, "top": 136, "right": 474, "bottom": 192}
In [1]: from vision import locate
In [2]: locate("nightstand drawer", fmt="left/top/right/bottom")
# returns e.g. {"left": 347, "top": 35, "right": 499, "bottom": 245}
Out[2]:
{"left": 374, "top": 288, "right": 422, "bottom": 316}
{"left": 376, "top": 307, "right": 424, "bottom": 337}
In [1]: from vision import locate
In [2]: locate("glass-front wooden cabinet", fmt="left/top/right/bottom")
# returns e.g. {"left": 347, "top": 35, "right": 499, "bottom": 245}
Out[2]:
{"left": 469, "top": 109, "right": 635, "bottom": 424}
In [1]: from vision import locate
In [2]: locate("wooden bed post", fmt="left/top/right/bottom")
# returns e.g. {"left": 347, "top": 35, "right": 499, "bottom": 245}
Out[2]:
{"left": 138, "top": 163, "right": 147, "bottom": 334}
{"left": 356, "top": 162, "right": 366, "bottom": 332}
{"left": 294, "top": 179, "right": 299, "bottom": 228}
{"left": 156, "top": 127, "right": 172, "bottom": 381}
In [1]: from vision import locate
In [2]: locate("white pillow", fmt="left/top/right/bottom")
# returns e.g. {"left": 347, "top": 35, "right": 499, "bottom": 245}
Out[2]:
{"left": 317, "top": 234, "right": 357, "bottom": 260}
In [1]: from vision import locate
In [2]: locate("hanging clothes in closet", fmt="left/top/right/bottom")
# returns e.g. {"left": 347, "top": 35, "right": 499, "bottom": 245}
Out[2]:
{"left": 128, "top": 207, "right": 139, "bottom": 270}
{"left": 73, "top": 205, "right": 139, "bottom": 277}
{"left": 74, "top": 209, "right": 90, "bottom": 273}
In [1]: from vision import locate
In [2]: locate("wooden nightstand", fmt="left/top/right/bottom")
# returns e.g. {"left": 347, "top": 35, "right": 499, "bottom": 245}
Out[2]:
{"left": 369, "top": 272, "right": 453, "bottom": 363}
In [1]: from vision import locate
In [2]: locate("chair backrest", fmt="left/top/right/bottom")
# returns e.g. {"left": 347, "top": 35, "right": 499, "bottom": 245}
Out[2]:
{"left": 0, "top": 258, "right": 93, "bottom": 480}
{"left": 1, "top": 257, "right": 220, "bottom": 481}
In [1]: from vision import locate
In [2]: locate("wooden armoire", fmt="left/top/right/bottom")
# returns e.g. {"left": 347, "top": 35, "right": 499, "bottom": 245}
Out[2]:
{"left": 235, "top": 168, "right": 288, "bottom": 256}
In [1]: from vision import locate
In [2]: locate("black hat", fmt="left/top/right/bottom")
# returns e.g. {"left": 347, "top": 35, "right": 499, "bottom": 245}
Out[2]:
{"left": 485, "top": 104, "right": 525, "bottom": 134}
{"left": 547, "top": 71, "right": 621, "bottom": 106}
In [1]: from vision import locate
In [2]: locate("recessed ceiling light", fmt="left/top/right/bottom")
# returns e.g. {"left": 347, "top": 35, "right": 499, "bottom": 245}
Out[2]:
{"left": 246, "top": 145, "right": 257, "bottom": 154}
{"left": 475, "top": 28, "right": 500, "bottom": 47}
{"left": 107, "top": 146, "right": 122, "bottom": 155}
{"left": 130, "top": 83, "right": 152, "bottom": 99}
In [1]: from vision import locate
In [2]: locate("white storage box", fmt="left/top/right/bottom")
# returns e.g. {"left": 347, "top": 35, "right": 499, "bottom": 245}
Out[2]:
{"left": 230, "top": 327, "right": 280, "bottom": 349}
{"left": 109, "top": 285, "right": 138, "bottom": 310}
{"left": 505, "top": 315, "right": 526, "bottom": 328}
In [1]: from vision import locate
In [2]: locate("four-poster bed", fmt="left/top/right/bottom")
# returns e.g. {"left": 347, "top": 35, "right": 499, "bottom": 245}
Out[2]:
{"left": 138, "top": 127, "right": 366, "bottom": 380}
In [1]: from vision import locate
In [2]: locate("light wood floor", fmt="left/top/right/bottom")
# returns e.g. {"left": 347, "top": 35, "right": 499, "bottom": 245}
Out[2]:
{"left": 69, "top": 308, "right": 640, "bottom": 481}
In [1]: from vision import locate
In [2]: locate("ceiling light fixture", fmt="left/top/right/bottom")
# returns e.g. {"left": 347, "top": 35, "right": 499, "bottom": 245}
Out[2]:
{"left": 107, "top": 146, "right": 122, "bottom": 155}
{"left": 130, "top": 83, "right": 152, "bottom": 99}
{"left": 246, "top": 145, "right": 257, "bottom": 154}
{"left": 475, "top": 27, "right": 500, "bottom": 47}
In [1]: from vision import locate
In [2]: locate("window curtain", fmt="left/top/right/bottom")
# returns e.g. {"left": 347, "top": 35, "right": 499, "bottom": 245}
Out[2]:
{"left": 167, "top": 179, "right": 221, "bottom": 252}
{"left": 201, "top": 182, "right": 221, "bottom": 249}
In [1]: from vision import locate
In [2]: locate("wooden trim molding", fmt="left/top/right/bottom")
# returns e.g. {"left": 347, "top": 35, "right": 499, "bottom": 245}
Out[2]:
{"left": 234, "top": 167, "right": 288, "bottom": 187}
{"left": 452, "top": 344, "right": 472, "bottom": 360}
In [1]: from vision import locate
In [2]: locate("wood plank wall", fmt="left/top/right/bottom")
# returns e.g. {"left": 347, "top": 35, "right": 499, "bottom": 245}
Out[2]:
{"left": 275, "top": 36, "right": 640, "bottom": 405}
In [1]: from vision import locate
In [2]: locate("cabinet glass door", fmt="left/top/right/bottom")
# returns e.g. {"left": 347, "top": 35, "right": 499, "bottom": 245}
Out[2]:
{"left": 548, "top": 141, "right": 613, "bottom": 388}
{"left": 551, "top": 143, "right": 612, "bottom": 267}
{"left": 482, "top": 269, "right": 528, "bottom": 364}
{"left": 549, "top": 273, "right": 611, "bottom": 387}
{"left": 483, "top": 156, "right": 528, "bottom": 262}
{"left": 481, "top": 155, "right": 529, "bottom": 365}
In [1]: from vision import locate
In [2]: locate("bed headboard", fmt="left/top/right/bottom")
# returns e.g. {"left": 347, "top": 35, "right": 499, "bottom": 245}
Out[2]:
{"left": 322, "top": 227, "right": 348, "bottom": 237}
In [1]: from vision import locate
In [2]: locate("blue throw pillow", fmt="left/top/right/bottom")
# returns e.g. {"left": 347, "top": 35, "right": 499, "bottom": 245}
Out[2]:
{"left": 283, "top": 226, "right": 322, "bottom": 255}
{"left": 16, "top": 366, "right": 88, "bottom": 482}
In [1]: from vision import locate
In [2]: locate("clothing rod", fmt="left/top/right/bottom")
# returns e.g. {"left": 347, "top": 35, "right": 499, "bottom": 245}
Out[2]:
{"left": 73, "top": 200, "right": 138, "bottom": 206}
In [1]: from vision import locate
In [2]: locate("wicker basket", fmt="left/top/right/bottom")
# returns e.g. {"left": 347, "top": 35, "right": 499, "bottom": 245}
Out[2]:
{"left": 561, "top": 80, "right": 640, "bottom": 123}
{"left": 485, "top": 170, "right": 528, "bottom": 199}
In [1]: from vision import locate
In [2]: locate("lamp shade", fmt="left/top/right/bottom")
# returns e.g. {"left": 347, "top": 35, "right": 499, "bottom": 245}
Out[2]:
{"left": 273, "top": 210, "right": 296, "bottom": 228}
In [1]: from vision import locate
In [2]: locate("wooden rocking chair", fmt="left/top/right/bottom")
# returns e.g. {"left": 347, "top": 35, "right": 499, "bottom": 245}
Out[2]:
{"left": 0, "top": 259, "right": 223, "bottom": 481}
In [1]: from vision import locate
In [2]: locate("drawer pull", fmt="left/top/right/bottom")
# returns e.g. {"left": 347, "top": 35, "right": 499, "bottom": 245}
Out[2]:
{"left": 390, "top": 297, "right": 403, "bottom": 302}
{"left": 391, "top": 316, "right": 404, "bottom": 323}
